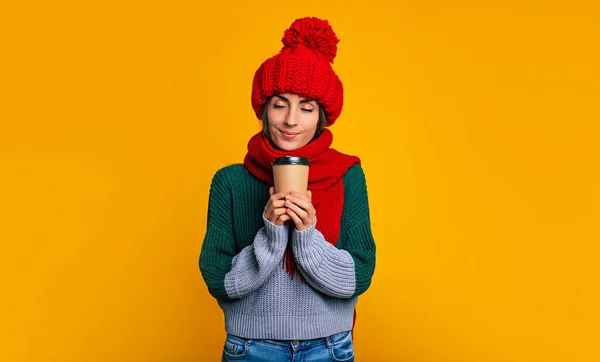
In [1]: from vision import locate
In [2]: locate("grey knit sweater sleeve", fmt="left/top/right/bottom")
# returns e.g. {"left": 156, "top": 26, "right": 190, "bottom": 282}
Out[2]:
{"left": 292, "top": 219, "right": 356, "bottom": 298}
{"left": 223, "top": 213, "right": 288, "bottom": 299}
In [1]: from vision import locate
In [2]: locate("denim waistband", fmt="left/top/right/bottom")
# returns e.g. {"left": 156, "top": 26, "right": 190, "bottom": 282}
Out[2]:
{"left": 229, "top": 330, "right": 350, "bottom": 350}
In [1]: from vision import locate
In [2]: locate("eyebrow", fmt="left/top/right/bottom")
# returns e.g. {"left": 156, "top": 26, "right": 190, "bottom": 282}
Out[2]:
{"left": 274, "top": 94, "right": 317, "bottom": 104}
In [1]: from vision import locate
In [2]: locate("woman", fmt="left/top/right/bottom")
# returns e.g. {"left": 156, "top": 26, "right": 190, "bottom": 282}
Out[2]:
{"left": 200, "top": 17, "right": 376, "bottom": 362}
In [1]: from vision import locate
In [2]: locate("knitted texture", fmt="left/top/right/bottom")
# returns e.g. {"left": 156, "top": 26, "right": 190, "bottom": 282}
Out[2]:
{"left": 243, "top": 128, "right": 360, "bottom": 278}
{"left": 199, "top": 163, "right": 376, "bottom": 339}
{"left": 251, "top": 17, "right": 344, "bottom": 125}
{"left": 292, "top": 219, "right": 356, "bottom": 298}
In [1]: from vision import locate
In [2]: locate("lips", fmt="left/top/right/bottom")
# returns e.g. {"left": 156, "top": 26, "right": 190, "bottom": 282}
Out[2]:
{"left": 280, "top": 130, "right": 300, "bottom": 139}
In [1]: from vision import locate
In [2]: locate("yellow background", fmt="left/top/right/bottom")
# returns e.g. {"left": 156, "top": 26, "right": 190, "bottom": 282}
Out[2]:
{"left": 1, "top": 1, "right": 599, "bottom": 361}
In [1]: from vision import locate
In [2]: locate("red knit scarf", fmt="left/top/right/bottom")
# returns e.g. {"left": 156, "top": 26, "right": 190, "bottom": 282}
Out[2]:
{"left": 243, "top": 128, "right": 361, "bottom": 279}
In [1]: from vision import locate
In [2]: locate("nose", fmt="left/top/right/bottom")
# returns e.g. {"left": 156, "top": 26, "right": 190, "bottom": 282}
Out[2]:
{"left": 284, "top": 108, "right": 298, "bottom": 126}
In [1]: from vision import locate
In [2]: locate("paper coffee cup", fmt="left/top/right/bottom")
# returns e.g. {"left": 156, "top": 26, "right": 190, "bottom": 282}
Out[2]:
{"left": 272, "top": 156, "right": 310, "bottom": 194}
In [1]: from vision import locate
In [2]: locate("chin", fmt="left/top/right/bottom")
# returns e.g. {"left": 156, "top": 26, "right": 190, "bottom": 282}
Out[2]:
{"left": 274, "top": 142, "right": 298, "bottom": 151}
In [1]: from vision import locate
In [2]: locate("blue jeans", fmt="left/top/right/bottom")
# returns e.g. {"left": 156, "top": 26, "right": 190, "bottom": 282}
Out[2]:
{"left": 221, "top": 330, "right": 354, "bottom": 362}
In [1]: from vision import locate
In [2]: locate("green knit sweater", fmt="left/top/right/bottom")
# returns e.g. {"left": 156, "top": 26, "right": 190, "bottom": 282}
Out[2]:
{"left": 199, "top": 163, "right": 376, "bottom": 339}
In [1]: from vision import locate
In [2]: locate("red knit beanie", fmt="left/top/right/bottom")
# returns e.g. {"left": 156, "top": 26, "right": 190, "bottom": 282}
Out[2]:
{"left": 251, "top": 17, "right": 343, "bottom": 126}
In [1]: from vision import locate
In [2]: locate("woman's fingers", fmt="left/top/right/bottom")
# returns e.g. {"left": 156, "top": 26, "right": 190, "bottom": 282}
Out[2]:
{"left": 286, "top": 193, "right": 312, "bottom": 210}
{"left": 272, "top": 207, "right": 288, "bottom": 216}
{"left": 270, "top": 191, "right": 288, "bottom": 203}
{"left": 286, "top": 194, "right": 315, "bottom": 218}
{"left": 285, "top": 198, "right": 309, "bottom": 220}
{"left": 272, "top": 189, "right": 287, "bottom": 198}
{"left": 265, "top": 190, "right": 288, "bottom": 212}
{"left": 286, "top": 209, "right": 304, "bottom": 229}
{"left": 266, "top": 199, "right": 286, "bottom": 210}
{"left": 265, "top": 207, "right": 288, "bottom": 222}
{"left": 276, "top": 214, "right": 291, "bottom": 225}
{"left": 285, "top": 199, "right": 315, "bottom": 230}
{"left": 265, "top": 189, "right": 315, "bottom": 228}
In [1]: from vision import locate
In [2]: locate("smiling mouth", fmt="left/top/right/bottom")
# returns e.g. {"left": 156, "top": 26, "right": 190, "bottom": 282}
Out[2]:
{"left": 280, "top": 130, "right": 300, "bottom": 139}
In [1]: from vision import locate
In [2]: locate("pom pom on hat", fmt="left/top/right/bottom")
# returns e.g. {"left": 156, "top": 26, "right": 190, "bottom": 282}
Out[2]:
{"left": 251, "top": 17, "right": 344, "bottom": 125}
{"left": 281, "top": 17, "right": 339, "bottom": 64}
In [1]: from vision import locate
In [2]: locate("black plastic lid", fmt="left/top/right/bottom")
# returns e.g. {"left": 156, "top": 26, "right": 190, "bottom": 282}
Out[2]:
{"left": 272, "top": 156, "right": 311, "bottom": 166}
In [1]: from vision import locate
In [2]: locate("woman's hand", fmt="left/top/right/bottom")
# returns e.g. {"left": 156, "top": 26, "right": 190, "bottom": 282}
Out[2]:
{"left": 284, "top": 190, "right": 316, "bottom": 231}
{"left": 264, "top": 187, "right": 291, "bottom": 226}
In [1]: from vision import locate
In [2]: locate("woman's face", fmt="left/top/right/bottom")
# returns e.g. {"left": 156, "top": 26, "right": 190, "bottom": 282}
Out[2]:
{"left": 266, "top": 93, "right": 320, "bottom": 151}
